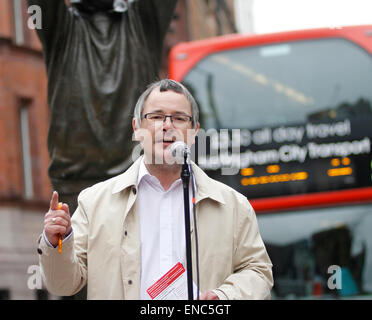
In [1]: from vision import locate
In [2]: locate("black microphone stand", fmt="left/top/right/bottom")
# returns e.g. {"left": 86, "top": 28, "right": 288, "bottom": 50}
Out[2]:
{"left": 181, "top": 152, "right": 193, "bottom": 300}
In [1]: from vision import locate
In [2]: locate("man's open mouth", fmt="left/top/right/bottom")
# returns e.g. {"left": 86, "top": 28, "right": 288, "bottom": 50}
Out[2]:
{"left": 161, "top": 137, "right": 176, "bottom": 144}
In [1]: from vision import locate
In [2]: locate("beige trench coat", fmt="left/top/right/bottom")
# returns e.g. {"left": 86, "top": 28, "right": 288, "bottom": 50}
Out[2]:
{"left": 38, "top": 157, "right": 273, "bottom": 299}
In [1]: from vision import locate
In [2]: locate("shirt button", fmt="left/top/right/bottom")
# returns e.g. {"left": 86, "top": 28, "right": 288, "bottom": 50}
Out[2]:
{"left": 128, "top": 280, "right": 133, "bottom": 285}
{"left": 132, "top": 187, "right": 137, "bottom": 195}
{"left": 37, "top": 248, "right": 42, "bottom": 255}
{"left": 124, "top": 231, "right": 128, "bottom": 236}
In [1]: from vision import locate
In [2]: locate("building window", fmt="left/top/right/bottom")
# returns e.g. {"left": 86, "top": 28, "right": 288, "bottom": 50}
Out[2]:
{"left": 20, "top": 106, "right": 33, "bottom": 199}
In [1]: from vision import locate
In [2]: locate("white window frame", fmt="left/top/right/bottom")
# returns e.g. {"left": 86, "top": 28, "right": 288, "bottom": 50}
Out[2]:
{"left": 13, "top": 0, "right": 24, "bottom": 46}
{"left": 20, "top": 106, "right": 33, "bottom": 199}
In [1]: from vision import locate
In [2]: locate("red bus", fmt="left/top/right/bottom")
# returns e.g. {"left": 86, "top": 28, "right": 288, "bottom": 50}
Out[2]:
{"left": 169, "top": 25, "right": 372, "bottom": 299}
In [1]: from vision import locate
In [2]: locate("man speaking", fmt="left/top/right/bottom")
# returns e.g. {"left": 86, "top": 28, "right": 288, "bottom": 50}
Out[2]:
{"left": 38, "top": 79, "right": 273, "bottom": 300}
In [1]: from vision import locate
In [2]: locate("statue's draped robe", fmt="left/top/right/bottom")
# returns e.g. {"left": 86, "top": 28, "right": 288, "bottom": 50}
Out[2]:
{"left": 28, "top": 0, "right": 177, "bottom": 210}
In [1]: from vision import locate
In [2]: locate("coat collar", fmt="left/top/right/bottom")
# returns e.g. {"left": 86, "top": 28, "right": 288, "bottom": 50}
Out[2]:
{"left": 190, "top": 162, "right": 226, "bottom": 205}
{"left": 112, "top": 155, "right": 226, "bottom": 205}
{"left": 112, "top": 156, "right": 142, "bottom": 194}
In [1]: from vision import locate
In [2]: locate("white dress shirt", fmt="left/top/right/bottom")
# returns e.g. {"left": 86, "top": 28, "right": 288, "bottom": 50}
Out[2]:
{"left": 137, "top": 158, "right": 194, "bottom": 300}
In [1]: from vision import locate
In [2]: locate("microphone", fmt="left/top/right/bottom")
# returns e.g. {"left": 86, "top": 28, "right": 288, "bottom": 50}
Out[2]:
{"left": 171, "top": 141, "right": 190, "bottom": 163}
{"left": 171, "top": 141, "right": 200, "bottom": 299}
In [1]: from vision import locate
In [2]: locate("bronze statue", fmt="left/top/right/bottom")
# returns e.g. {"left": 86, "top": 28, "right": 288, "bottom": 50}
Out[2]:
{"left": 28, "top": 0, "right": 177, "bottom": 212}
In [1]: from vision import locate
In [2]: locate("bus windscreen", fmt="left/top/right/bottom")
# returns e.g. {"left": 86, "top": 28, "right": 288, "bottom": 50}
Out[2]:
{"left": 182, "top": 38, "right": 372, "bottom": 199}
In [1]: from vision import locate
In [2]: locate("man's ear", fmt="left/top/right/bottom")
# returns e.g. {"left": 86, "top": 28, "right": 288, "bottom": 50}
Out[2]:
{"left": 132, "top": 118, "right": 139, "bottom": 141}
{"left": 132, "top": 118, "right": 149, "bottom": 144}
{"left": 195, "top": 122, "right": 200, "bottom": 134}
{"left": 187, "top": 122, "right": 200, "bottom": 145}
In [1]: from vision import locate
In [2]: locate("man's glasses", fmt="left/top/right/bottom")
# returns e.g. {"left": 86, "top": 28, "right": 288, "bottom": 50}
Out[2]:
{"left": 142, "top": 113, "right": 193, "bottom": 128}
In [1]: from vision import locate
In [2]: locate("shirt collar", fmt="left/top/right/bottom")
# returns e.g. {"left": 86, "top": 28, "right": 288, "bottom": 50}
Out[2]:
{"left": 138, "top": 157, "right": 194, "bottom": 192}
{"left": 137, "top": 157, "right": 182, "bottom": 192}
{"left": 137, "top": 156, "right": 151, "bottom": 185}
{"left": 112, "top": 155, "right": 226, "bottom": 205}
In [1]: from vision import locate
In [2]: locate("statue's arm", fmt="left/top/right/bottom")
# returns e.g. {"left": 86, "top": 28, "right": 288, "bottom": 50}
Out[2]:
{"left": 27, "top": 0, "right": 70, "bottom": 53}
{"left": 138, "top": 0, "right": 178, "bottom": 41}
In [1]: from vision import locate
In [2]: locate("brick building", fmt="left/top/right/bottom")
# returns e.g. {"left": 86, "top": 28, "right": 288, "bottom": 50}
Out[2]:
{"left": 0, "top": 0, "right": 236, "bottom": 300}
{"left": 0, "top": 0, "right": 51, "bottom": 300}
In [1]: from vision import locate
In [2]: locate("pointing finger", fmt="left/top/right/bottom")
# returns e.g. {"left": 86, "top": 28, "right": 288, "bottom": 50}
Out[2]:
{"left": 50, "top": 191, "right": 59, "bottom": 211}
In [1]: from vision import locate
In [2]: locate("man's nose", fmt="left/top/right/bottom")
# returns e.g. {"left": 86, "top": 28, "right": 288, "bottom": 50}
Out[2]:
{"left": 162, "top": 116, "right": 174, "bottom": 129}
